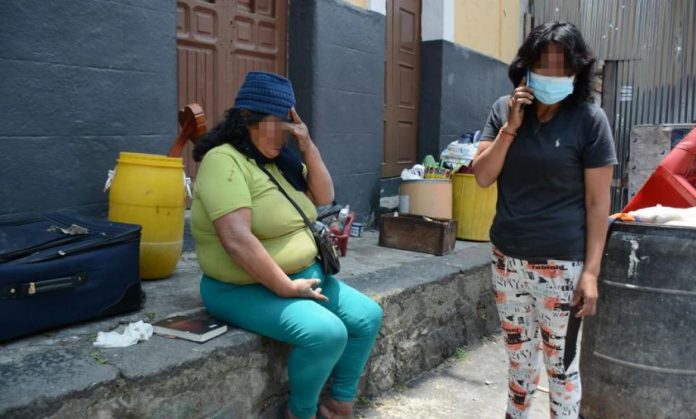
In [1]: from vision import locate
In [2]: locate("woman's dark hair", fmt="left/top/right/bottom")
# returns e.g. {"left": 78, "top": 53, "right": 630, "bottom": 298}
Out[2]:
{"left": 193, "top": 108, "right": 267, "bottom": 162}
{"left": 509, "top": 21, "right": 596, "bottom": 103}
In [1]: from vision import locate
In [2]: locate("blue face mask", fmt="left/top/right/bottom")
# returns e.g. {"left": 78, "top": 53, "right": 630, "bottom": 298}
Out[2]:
{"left": 527, "top": 70, "right": 575, "bottom": 105}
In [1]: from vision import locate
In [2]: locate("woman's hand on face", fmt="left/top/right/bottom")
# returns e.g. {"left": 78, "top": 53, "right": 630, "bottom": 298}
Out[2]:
{"left": 506, "top": 77, "right": 534, "bottom": 132}
{"left": 570, "top": 271, "right": 598, "bottom": 317}
{"left": 291, "top": 278, "right": 329, "bottom": 302}
{"left": 286, "top": 108, "right": 314, "bottom": 153}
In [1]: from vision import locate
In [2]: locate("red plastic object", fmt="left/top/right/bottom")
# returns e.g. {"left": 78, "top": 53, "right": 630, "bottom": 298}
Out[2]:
{"left": 330, "top": 213, "right": 354, "bottom": 257}
{"left": 623, "top": 127, "right": 696, "bottom": 212}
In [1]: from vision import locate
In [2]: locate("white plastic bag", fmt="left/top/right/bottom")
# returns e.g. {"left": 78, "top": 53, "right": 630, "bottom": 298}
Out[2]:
{"left": 629, "top": 205, "right": 696, "bottom": 225}
{"left": 440, "top": 132, "right": 481, "bottom": 167}
{"left": 400, "top": 164, "right": 425, "bottom": 180}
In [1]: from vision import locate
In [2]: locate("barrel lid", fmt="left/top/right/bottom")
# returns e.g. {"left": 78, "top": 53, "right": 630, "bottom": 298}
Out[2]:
{"left": 400, "top": 179, "right": 452, "bottom": 183}
{"left": 117, "top": 152, "right": 184, "bottom": 168}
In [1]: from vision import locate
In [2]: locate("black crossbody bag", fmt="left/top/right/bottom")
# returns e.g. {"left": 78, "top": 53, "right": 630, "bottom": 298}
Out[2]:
{"left": 255, "top": 164, "right": 340, "bottom": 276}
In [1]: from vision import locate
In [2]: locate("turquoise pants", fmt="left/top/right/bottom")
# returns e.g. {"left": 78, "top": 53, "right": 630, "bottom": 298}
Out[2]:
{"left": 200, "top": 263, "right": 383, "bottom": 419}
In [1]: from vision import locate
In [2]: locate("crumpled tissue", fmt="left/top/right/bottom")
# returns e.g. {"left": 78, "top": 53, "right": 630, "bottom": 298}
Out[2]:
{"left": 93, "top": 320, "right": 153, "bottom": 348}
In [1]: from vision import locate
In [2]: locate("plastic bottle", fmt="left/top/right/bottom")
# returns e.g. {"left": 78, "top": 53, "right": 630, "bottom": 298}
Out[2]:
{"left": 338, "top": 205, "right": 350, "bottom": 230}
{"left": 338, "top": 205, "right": 349, "bottom": 221}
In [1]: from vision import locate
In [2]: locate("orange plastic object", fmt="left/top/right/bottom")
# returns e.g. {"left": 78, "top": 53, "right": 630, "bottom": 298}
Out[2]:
{"left": 623, "top": 127, "right": 696, "bottom": 212}
{"left": 610, "top": 213, "right": 636, "bottom": 222}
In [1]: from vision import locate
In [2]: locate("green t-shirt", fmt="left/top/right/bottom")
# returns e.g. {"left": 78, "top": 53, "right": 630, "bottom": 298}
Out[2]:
{"left": 191, "top": 144, "right": 318, "bottom": 284}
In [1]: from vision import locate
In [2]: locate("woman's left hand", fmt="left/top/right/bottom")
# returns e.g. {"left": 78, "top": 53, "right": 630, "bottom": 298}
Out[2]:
{"left": 571, "top": 271, "right": 599, "bottom": 317}
{"left": 286, "top": 107, "right": 314, "bottom": 153}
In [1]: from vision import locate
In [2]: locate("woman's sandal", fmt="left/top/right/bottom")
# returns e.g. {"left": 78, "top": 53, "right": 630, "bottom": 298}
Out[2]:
{"left": 317, "top": 400, "right": 353, "bottom": 419}
{"left": 317, "top": 403, "right": 336, "bottom": 419}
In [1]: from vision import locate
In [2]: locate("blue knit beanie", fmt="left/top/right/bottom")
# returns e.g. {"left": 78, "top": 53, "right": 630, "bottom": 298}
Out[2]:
{"left": 234, "top": 71, "right": 296, "bottom": 120}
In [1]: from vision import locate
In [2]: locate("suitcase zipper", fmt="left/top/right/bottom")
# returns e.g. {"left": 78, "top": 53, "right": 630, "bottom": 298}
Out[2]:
{"left": 20, "top": 231, "right": 140, "bottom": 263}
{"left": 0, "top": 235, "right": 85, "bottom": 263}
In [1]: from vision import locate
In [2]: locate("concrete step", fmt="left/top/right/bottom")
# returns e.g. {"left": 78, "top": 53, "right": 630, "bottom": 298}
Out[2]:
{"left": 0, "top": 233, "right": 497, "bottom": 418}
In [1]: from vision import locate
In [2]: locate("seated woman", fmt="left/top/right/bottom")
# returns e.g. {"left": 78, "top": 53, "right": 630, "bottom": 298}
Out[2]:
{"left": 191, "top": 71, "right": 383, "bottom": 419}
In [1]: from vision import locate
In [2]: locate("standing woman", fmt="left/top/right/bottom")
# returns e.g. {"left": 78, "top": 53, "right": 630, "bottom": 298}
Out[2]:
{"left": 472, "top": 22, "right": 617, "bottom": 419}
{"left": 191, "top": 71, "right": 382, "bottom": 419}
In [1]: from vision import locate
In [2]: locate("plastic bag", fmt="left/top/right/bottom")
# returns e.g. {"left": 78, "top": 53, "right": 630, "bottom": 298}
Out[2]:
{"left": 400, "top": 164, "right": 425, "bottom": 180}
{"left": 440, "top": 130, "right": 481, "bottom": 168}
{"left": 629, "top": 205, "right": 696, "bottom": 225}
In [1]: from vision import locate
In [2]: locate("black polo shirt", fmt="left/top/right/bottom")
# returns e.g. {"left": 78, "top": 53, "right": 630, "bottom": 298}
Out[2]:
{"left": 480, "top": 96, "right": 618, "bottom": 261}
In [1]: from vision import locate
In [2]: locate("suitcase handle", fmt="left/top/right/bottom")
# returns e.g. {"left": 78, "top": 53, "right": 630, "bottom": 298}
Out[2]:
{"left": 1, "top": 272, "right": 88, "bottom": 298}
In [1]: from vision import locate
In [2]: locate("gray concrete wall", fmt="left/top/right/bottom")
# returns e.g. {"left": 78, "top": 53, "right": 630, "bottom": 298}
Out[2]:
{"left": 627, "top": 124, "right": 694, "bottom": 199}
{"left": 289, "top": 0, "right": 385, "bottom": 223}
{"left": 419, "top": 41, "right": 511, "bottom": 160}
{"left": 0, "top": 0, "right": 177, "bottom": 217}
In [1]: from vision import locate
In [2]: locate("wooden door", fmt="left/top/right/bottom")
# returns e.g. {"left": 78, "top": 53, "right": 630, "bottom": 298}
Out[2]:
{"left": 176, "top": 0, "right": 288, "bottom": 180}
{"left": 176, "top": 0, "right": 225, "bottom": 179}
{"left": 383, "top": 0, "right": 421, "bottom": 178}
{"left": 230, "top": 0, "right": 288, "bottom": 96}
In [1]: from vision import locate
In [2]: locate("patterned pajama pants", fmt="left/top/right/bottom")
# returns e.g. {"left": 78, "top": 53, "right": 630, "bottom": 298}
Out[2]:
{"left": 492, "top": 247, "right": 584, "bottom": 419}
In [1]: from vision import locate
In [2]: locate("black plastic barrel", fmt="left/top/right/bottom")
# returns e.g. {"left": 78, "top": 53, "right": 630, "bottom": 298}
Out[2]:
{"left": 580, "top": 221, "right": 696, "bottom": 418}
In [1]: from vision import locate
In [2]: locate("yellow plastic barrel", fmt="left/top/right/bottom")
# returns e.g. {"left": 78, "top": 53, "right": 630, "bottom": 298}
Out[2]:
{"left": 108, "top": 152, "right": 185, "bottom": 279}
{"left": 451, "top": 174, "right": 497, "bottom": 241}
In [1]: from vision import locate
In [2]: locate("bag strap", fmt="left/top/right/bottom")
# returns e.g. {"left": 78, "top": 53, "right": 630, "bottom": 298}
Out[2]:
{"left": 254, "top": 162, "right": 315, "bottom": 231}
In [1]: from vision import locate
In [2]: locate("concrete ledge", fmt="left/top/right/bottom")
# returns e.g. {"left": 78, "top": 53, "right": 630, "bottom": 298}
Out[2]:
{"left": 0, "top": 234, "right": 496, "bottom": 418}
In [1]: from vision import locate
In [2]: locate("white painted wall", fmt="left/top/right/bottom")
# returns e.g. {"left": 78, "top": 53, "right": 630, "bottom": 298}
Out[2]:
{"left": 421, "top": 0, "right": 454, "bottom": 42}
{"left": 369, "top": 0, "right": 386, "bottom": 15}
